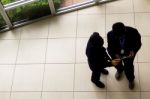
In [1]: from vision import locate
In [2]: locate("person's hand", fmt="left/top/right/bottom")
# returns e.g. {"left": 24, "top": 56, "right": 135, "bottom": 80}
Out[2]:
{"left": 129, "top": 51, "right": 135, "bottom": 58}
{"left": 115, "top": 54, "right": 120, "bottom": 59}
{"left": 111, "top": 59, "right": 121, "bottom": 66}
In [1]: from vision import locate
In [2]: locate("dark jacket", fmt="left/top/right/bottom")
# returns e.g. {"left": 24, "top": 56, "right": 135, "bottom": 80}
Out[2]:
{"left": 86, "top": 32, "right": 111, "bottom": 72}
{"left": 107, "top": 26, "right": 142, "bottom": 57}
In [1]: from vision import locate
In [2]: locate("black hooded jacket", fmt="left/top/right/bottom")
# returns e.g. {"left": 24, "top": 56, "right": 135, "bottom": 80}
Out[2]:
{"left": 86, "top": 32, "right": 111, "bottom": 71}
{"left": 107, "top": 26, "right": 142, "bottom": 57}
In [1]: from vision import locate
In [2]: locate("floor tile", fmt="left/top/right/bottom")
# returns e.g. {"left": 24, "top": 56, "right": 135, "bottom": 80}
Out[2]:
{"left": 10, "top": 92, "right": 41, "bottom": 99}
{"left": 106, "top": 13, "right": 134, "bottom": 34}
{"left": 0, "top": 28, "right": 20, "bottom": 40}
{"left": 76, "top": 38, "right": 88, "bottom": 63}
{"left": 135, "top": 13, "right": 150, "bottom": 36}
{"left": 17, "top": 39, "right": 47, "bottom": 64}
{"left": 21, "top": 19, "right": 49, "bottom": 39}
{"left": 77, "top": 14, "right": 105, "bottom": 37}
{"left": 133, "top": 0, "right": 150, "bottom": 12}
{"left": 107, "top": 92, "right": 140, "bottom": 99}
{"left": 141, "top": 92, "right": 150, "bottom": 99}
{"left": 12, "top": 64, "right": 44, "bottom": 91}
{"left": 138, "top": 37, "right": 150, "bottom": 62}
{"left": 46, "top": 38, "right": 75, "bottom": 63}
{"left": 78, "top": 5, "right": 105, "bottom": 14}
{"left": 43, "top": 64, "right": 74, "bottom": 91}
{"left": 0, "top": 65, "right": 14, "bottom": 91}
{"left": 0, "top": 93, "right": 10, "bottom": 99}
{"left": 106, "top": 63, "right": 140, "bottom": 91}
{"left": 42, "top": 92, "right": 73, "bottom": 99}
{"left": 134, "top": 55, "right": 138, "bottom": 63}
{"left": 74, "top": 92, "right": 106, "bottom": 99}
{"left": 106, "top": 0, "right": 133, "bottom": 13}
{"left": 48, "top": 14, "right": 77, "bottom": 38}
{"left": 139, "top": 63, "right": 150, "bottom": 91}
{"left": 0, "top": 40, "right": 19, "bottom": 64}
{"left": 74, "top": 63, "right": 106, "bottom": 91}
{"left": 103, "top": 37, "right": 107, "bottom": 48}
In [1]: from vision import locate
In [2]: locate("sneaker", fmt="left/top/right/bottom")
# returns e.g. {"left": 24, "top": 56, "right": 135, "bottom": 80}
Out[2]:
{"left": 129, "top": 81, "right": 135, "bottom": 90}
{"left": 91, "top": 80, "right": 105, "bottom": 88}
{"left": 115, "top": 71, "right": 122, "bottom": 80}
{"left": 101, "top": 69, "right": 109, "bottom": 75}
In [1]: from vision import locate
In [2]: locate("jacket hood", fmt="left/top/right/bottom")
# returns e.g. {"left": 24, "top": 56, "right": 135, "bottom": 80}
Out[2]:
{"left": 89, "top": 32, "right": 104, "bottom": 47}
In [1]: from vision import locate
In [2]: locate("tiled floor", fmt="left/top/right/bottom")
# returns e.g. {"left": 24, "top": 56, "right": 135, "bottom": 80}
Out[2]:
{"left": 0, "top": 0, "right": 150, "bottom": 99}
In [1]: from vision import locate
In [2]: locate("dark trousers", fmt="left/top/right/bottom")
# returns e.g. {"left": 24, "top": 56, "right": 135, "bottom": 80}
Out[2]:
{"left": 115, "top": 56, "right": 135, "bottom": 82}
{"left": 91, "top": 71, "right": 101, "bottom": 82}
{"left": 88, "top": 60, "right": 107, "bottom": 82}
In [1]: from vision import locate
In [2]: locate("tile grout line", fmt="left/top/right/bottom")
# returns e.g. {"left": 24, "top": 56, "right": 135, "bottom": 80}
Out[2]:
{"left": 106, "top": 12, "right": 150, "bottom": 14}
{"left": 0, "top": 61, "right": 149, "bottom": 65}
{"left": 132, "top": 0, "right": 142, "bottom": 98}
{"left": 40, "top": 22, "right": 50, "bottom": 99}
{"left": 73, "top": 10, "right": 78, "bottom": 99}
{"left": 9, "top": 27, "right": 22, "bottom": 99}
{"left": 2, "top": 90, "right": 149, "bottom": 92}
{"left": 137, "top": 62, "right": 141, "bottom": 98}
{"left": 134, "top": 12, "right": 150, "bottom": 13}
{"left": 0, "top": 34, "right": 149, "bottom": 41}
{"left": 0, "top": 34, "right": 150, "bottom": 40}
{"left": 105, "top": 3, "right": 108, "bottom": 99}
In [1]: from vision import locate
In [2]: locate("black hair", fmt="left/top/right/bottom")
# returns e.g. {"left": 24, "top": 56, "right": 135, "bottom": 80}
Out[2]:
{"left": 112, "top": 22, "right": 125, "bottom": 35}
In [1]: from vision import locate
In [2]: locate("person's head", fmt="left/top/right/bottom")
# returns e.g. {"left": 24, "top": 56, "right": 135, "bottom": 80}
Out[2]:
{"left": 112, "top": 22, "right": 125, "bottom": 36}
{"left": 89, "top": 32, "right": 104, "bottom": 47}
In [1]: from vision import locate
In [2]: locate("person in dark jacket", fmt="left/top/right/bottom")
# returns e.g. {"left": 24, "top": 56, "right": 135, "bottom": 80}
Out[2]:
{"left": 107, "top": 22, "right": 142, "bottom": 89}
{"left": 86, "top": 32, "right": 120, "bottom": 88}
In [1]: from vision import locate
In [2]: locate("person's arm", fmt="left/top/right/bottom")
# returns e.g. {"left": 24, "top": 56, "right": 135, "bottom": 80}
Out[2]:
{"left": 128, "top": 29, "right": 141, "bottom": 58}
{"left": 134, "top": 29, "right": 142, "bottom": 52}
{"left": 107, "top": 32, "right": 119, "bottom": 57}
{"left": 106, "top": 59, "right": 121, "bottom": 67}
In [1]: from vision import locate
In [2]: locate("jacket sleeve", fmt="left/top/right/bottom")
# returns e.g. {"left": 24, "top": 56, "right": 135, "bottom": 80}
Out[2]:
{"left": 129, "top": 29, "right": 142, "bottom": 53}
{"left": 133, "top": 30, "right": 142, "bottom": 52}
{"left": 107, "top": 32, "right": 118, "bottom": 56}
{"left": 104, "top": 50, "right": 113, "bottom": 67}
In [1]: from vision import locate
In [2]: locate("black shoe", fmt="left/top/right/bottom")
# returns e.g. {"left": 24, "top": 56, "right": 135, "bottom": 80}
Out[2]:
{"left": 115, "top": 71, "right": 122, "bottom": 80}
{"left": 101, "top": 69, "right": 109, "bottom": 75}
{"left": 91, "top": 80, "right": 105, "bottom": 88}
{"left": 129, "top": 81, "right": 135, "bottom": 90}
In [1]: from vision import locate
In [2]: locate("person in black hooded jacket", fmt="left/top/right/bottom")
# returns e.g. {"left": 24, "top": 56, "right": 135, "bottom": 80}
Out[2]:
{"left": 107, "top": 22, "right": 141, "bottom": 89}
{"left": 86, "top": 32, "right": 120, "bottom": 88}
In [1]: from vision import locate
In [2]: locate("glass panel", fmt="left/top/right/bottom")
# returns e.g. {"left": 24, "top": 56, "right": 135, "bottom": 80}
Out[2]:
{"left": 1, "top": 0, "right": 24, "bottom": 5}
{"left": 0, "top": 14, "right": 7, "bottom": 30}
{"left": 6, "top": 0, "right": 51, "bottom": 24}
{"left": 54, "top": 0, "right": 93, "bottom": 10}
